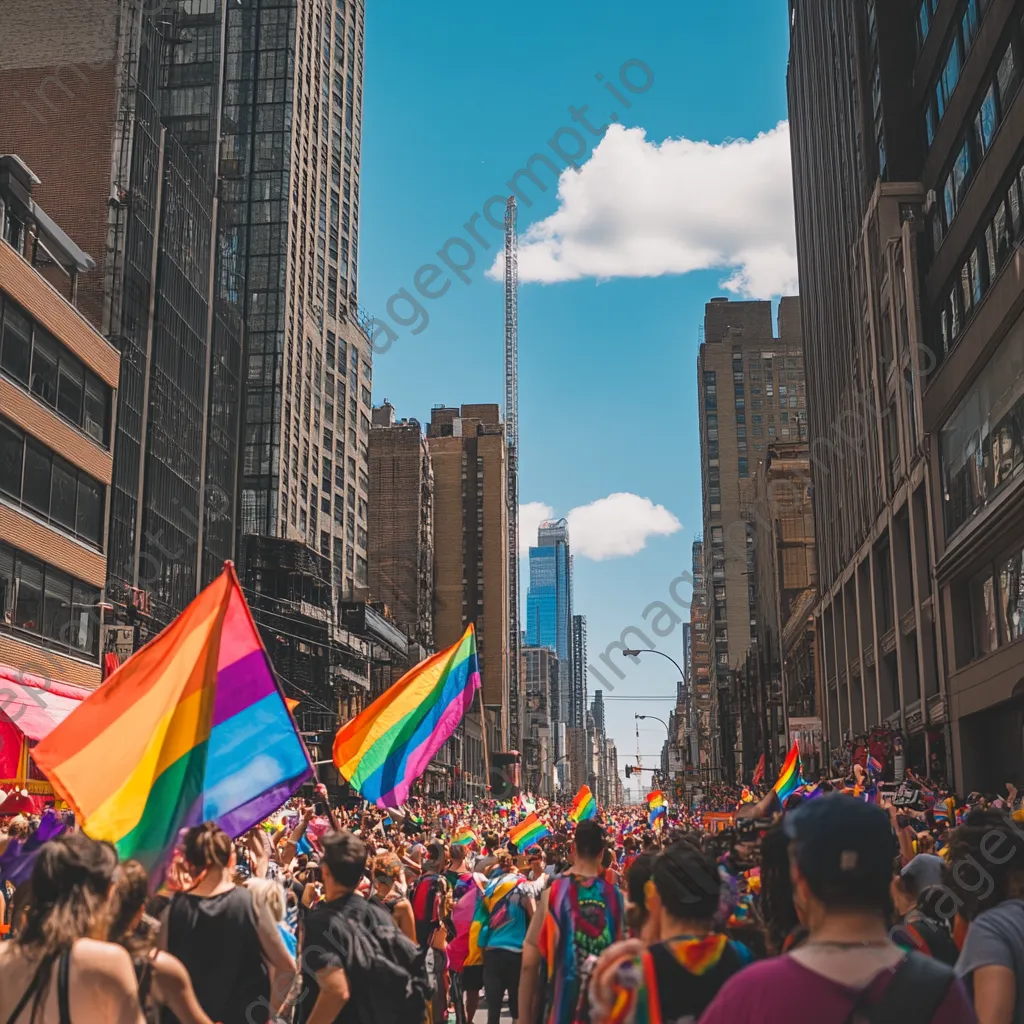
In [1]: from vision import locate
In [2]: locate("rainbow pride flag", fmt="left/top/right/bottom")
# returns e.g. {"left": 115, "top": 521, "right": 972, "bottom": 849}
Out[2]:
{"left": 773, "top": 743, "right": 804, "bottom": 805}
{"left": 452, "top": 826, "right": 478, "bottom": 846}
{"left": 569, "top": 785, "right": 597, "bottom": 822}
{"left": 333, "top": 625, "right": 481, "bottom": 807}
{"left": 33, "top": 565, "right": 313, "bottom": 874}
{"left": 509, "top": 812, "right": 551, "bottom": 849}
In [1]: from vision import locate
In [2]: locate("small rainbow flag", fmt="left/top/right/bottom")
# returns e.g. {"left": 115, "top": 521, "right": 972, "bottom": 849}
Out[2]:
{"left": 773, "top": 743, "right": 804, "bottom": 806}
{"left": 452, "top": 826, "right": 477, "bottom": 846}
{"left": 866, "top": 754, "right": 883, "bottom": 776}
{"left": 33, "top": 565, "right": 313, "bottom": 875}
{"left": 509, "top": 812, "right": 550, "bottom": 850}
{"left": 569, "top": 785, "right": 597, "bottom": 822}
{"left": 333, "top": 625, "right": 481, "bottom": 807}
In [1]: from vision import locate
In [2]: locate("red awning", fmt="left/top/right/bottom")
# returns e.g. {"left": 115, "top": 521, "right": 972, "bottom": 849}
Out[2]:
{"left": 0, "top": 664, "right": 90, "bottom": 741}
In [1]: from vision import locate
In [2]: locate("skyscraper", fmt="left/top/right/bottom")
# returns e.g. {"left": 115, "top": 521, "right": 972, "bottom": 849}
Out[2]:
{"left": 525, "top": 519, "right": 574, "bottom": 724}
{"left": 787, "top": 0, "right": 1024, "bottom": 793}
{"left": 427, "top": 404, "right": 510, "bottom": 753}
{"left": 367, "top": 402, "right": 433, "bottom": 648}
{"left": 0, "top": 0, "right": 245, "bottom": 637}
{"left": 696, "top": 296, "right": 804, "bottom": 779}
{"left": 226, "top": 0, "right": 371, "bottom": 607}
{"left": 690, "top": 540, "right": 712, "bottom": 776}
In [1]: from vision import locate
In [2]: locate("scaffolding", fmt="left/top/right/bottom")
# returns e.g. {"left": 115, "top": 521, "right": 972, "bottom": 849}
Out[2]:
{"left": 504, "top": 196, "right": 521, "bottom": 752}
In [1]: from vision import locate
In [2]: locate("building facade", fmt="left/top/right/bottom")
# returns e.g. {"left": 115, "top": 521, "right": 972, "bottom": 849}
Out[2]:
{"left": 522, "top": 644, "right": 558, "bottom": 796}
{"left": 689, "top": 540, "right": 713, "bottom": 778}
{"left": 696, "top": 296, "right": 805, "bottom": 780}
{"left": 752, "top": 443, "right": 821, "bottom": 776}
{"left": 0, "top": 158, "right": 119, "bottom": 688}
{"left": 367, "top": 402, "right": 433, "bottom": 648}
{"left": 427, "top": 404, "right": 510, "bottom": 753}
{"left": 0, "top": 0, "right": 245, "bottom": 637}
{"left": 526, "top": 519, "right": 576, "bottom": 728}
{"left": 788, "top": 0, "right": 952, "bottom": 785}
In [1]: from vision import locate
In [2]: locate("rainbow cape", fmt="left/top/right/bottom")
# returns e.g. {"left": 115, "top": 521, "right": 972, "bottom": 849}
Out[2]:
{"left": 569, "top": 785, "right": 597, "bottom": 822}
{"left": 333, "top": 625, "right": 481, "bottom": 807}
{"left": 773, "top": 743, "right": 804, "bottom": 805}
{"left": 509, "top": 812, "right": 551, "bottom": 849}
{"left": 33, "top": 565, "right": 313, "bottom": 874}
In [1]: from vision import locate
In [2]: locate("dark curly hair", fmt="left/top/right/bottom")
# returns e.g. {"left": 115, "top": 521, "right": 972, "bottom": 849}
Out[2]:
{"left": 944, "top": 810, "right": 1024, "bottom": 920}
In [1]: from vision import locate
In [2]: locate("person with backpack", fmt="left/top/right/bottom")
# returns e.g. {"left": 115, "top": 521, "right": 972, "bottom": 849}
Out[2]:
{"left": 295, "top": 830, "right": 430, "bottom": 1024}
{"left": 518, "top": 819, "right": 625, "bottom": 1024}
{"left": 408, "top": 842, "right": 453, "bottom": 1024}
{"left": 700, "top": 795, "right": 975, "bottom": 1023}
{"left": 589, "top": 841, "right": 753, "bottom": 1022}
{"left": 891, "top": 854, "right": 960, "bottom": 966}
{"left": 474, "top": 852, "right": 535, "bottom": 1024}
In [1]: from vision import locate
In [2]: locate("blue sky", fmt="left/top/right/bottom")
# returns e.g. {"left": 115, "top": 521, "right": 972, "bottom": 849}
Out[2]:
{"left": 360, "top": 0, "right": 794, "bottom": 799}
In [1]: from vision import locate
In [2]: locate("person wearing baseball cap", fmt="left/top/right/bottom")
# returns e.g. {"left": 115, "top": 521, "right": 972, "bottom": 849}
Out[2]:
{"left": 891, "top": 854, "right": 959, "bottom": 965}
{"left": 701, "top": 795, "right": 974, "bottom": 1023}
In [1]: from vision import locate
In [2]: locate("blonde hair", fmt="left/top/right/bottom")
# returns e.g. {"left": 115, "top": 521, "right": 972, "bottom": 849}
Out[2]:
{"left": 246, "top": 878, "right": 286, "bottom": 922}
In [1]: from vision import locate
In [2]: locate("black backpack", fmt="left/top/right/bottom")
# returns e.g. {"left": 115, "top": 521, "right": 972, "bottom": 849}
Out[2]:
{"left": 843, "top": 951, "right": 957, "bottom": 1024}
{"left": 333, "top": 894, "right": 432, "bottom": 1024}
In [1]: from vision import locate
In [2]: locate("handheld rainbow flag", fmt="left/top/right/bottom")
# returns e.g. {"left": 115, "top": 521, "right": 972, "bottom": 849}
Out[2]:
{"left": 569, "top": 785, "right": 597, "bottom": 822}
{"left": 866, "top": 754, "right": 883, "bottom": 776}
{"left": 647, "top": 790, "right": 667, "bottom": 828}
{"left": 452, "top": 826, "right": 478, "bottom": 846}
{"left": 509, "top": 812, "right": 551, "bottom": 849}
{"left": 333, "top": 625, "right": 481, "bottom": 807}
{"left": 33, "top": 565, "right": 313, "bottom": 875}
{"left": 773, "top": 743, "right": 804, "bottom": 806}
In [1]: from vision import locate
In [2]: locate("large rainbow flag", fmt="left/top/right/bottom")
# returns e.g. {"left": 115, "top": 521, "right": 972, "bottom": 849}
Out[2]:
{"left": 569, "top": 785, "right": 597, "bottom": 822}
{"left": 773, "top": 743, "right": 805, "bottom": 806}
{"left": 333, "top": 625, "right": 481, "bottom": 807}
{"left": 647, "top": 789, "right": 667, "bottom": 828}
{"left": 33, "top": 565, "right": 313, "bottom": 874}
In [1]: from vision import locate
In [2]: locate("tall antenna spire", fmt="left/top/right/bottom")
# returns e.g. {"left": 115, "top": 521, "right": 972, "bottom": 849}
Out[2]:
{"left": 505, "top": 196, "right": 521, "bottom": 756}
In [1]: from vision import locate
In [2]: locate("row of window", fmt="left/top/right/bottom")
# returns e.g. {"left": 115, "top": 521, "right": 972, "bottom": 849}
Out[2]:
{"left": 0, "top": 540, "right": 101, "bottom": 659}
{"left": 971, "top": 542, "right": 1024, "bottom": 661}
{"left": 0, "top": 293, "right": 111, "bottom": 446}
{"left": 940, "top": 318, "right": 1024, "bottom": 537}
{"left": 925, "top": 0, "right": 993, "bottom": 148}
{"left": 0, "top": 416, "right": 105, "bottom": 548}
{"left": 932, "top": 36, "right": 1020, "bottom": 248}
{"left": 917, "top": 0, "right": 940, "bottom": 51}
{"left": 937, "top": 151, "right": 1024, "bottom": 363}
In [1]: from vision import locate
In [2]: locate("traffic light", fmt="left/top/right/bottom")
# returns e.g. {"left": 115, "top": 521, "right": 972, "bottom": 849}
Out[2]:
{"left": 625, "top": 765, "right": 633, "bottom": 778}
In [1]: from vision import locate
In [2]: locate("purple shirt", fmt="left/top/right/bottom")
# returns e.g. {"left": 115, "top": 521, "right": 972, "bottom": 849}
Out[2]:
{"left": 700, "top": 955, "right": 976, "bottom": 1024}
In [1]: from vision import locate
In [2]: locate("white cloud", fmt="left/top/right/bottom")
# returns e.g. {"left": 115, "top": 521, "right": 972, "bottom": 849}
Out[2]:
{"left": 519, "top": 501, "right": 553, "bottom": 556}
{"left": 520, "top": 493, "right": 682, "bottom": 561}
{"left": 487, "top": 122, "right": 798, "bottom": 299}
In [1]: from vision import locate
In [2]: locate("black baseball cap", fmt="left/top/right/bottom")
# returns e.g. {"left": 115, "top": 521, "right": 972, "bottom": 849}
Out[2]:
{"left": 784, "top": 795, "right": 896, "bottom": 903}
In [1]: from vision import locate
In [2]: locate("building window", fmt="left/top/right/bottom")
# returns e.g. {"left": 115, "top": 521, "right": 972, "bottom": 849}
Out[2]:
{"left": 0, "top": 540, "right": 100, "bottom": 658}
{"left": 0, "top": 416, "right": 104, "bottom": 548}
{"left": 940, "top": 320, "right": 1024, "bottom": 536}
{"left": 0, "top": 294, "right": 111, "bottom": 445}
{"left": 738, "top": 458, "right": 749, "bottom": 477}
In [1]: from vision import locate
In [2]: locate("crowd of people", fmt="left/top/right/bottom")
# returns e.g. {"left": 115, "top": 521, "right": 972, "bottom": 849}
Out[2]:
{"left": 2, "top": 776, "right": 1024, "bottom": 1023}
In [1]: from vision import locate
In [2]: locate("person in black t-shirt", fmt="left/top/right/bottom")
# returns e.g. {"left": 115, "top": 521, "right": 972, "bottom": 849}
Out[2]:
{"left": 294, "top": 832, "right": 368, "bottom": 1024}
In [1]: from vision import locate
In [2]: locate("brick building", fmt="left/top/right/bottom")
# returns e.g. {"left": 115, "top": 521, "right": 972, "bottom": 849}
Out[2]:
{"left": 0, "top": 157, "right": 119, "bottom": 688}
{"left": 427, "top": 404, "right": 511, "bottom": 755}
{"left": 368, "top": 402, "right": 434, "bottom": 649}
{"left": 696, "top": 296, "right": 805, "bottom": 780}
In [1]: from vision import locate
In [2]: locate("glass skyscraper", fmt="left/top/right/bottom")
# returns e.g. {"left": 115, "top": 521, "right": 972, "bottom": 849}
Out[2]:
{"left": 526, "top": 519, "right": 573, "bottom": 723}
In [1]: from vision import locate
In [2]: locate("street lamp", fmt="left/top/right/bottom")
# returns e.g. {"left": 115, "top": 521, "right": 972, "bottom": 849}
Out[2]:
{"left": 623, "top": 647, "right": 706, "bottom": 786}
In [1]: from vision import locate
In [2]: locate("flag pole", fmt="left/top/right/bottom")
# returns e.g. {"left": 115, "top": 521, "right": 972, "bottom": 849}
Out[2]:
{"left": 478, "top": 688, "right": 491, "bottom": 795}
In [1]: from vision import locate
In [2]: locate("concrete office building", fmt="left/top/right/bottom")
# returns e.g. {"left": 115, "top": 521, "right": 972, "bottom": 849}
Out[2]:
{"left": 0, "top": 158, "right": 119, "bottom": 687}
{"left": 522, "top": 644, "right": 558, "bottom": 796}
{"left": 696, "top": 296, "right": 805, "bottom": 779}
{"left": 0, "top": 0, "right": 245, "bottom": 635}
{"left": 752, "top": 443, "right": 821, "bottom": 776}
{"left": 368, "top": 402, "right": 433, "bottom": 648}
{"left": 787, "top": 0, "right": 969, "bottom": 784}
{"left": 689, "top": 540, "right": 713, "bottom": 777}
{"left": 427, "top": 404, "right": 511, "bottom": 753}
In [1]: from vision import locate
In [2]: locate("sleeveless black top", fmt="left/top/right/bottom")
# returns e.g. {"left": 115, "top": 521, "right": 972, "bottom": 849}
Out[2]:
{"left": 162, "top": 887, "right": 269, "bottom": 1024}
